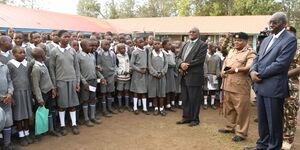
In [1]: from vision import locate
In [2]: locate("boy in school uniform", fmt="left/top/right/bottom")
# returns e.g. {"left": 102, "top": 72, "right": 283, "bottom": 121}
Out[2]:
{"left": 0, "top": 36, "right": 14, "bottom": 64}
{"left": 130, "top": 37, "right": 149, "bottom": 115}
{"left": 203, "top": 42, "right": 221, "bottom": 110}
{"left": 116, "top": 43, "right": 131, "bottom": 112}
{"left": 97, "top": 40, "right": 118, "bottom": 117}
{"left": 49, "top": 30, "right": 80, "bottom": 136}
{"left": 78, "top": 39, "right": 104, "bottom": 127}
{"left": 31, "top": 47, "right": 61, "bottom": 137}
{"left": 46, "top": 30, "right": 59, "bottom": 54}
{"left": 148, "top": 41, "right": 168, "bottom": 116}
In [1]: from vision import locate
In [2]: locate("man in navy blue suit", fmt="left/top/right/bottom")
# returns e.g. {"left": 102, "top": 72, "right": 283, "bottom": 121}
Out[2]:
{"left": 245, "top": 12, "right": 297, "bottom": 150}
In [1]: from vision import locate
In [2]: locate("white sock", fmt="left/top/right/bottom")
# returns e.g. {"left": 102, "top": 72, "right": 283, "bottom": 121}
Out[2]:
{"left": 24, "top": 130, "right": 29, "bottom": 136}
{"left": 59, "top": 111, "right": 66, "bottom": 127}
{"left": 166, "top": 104, "right": 171, "bottom": 108}
{"left": 149, "top": 102, "right": 153, "bottom": 107}
{"left": 171, "top": 101, "right": 175, "bottom": 106}
{"left": 179, "top": 101, "right": 182, "bottom": 106}
{"left": 18, "top": 131, "right": 25, "bottom": 138}
{"left": 211, "top": 95, "right": 216, "bottom": 105}
{"left": 138, "top": 99, "right": 142, "bottom": 106}
{"left": 155, "top": 107, "right": 158, "bottom": 111}
{"left": 204, "top": 96, "right": 208, "bottom": 105}
{"left": 70, "top": 111, "right": 77, "bottom": 126}
{"left": 0, "top": 133, "right": 2, "bottom": 138}
{"left": 142, "top": 98, "right": 147, "bottom": 111}
{"left": 133, "top": 98, "right": 138, "bottom": 110}
{"left": 160, "top": 107, "right": 164, "bottom": 111}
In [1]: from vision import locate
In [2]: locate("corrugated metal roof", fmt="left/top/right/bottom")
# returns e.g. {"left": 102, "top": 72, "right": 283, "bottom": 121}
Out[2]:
{"left": 0, "top": 4, "right": 115, "bottom": 32}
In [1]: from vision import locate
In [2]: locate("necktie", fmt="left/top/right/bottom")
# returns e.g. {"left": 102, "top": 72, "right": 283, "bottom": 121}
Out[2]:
{"left": 264, "top": 36, "right": 276, "bottom": 54}
{"left": 183, "top": 42, "right": 194, "bottom": 60}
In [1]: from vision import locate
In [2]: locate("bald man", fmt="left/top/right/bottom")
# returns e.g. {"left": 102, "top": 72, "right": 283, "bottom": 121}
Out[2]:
{"left": 176, "top": 27, "right": 207, "bottom": 127}
{"left": 246, "top": 12, "right": 298, "bottom": 150}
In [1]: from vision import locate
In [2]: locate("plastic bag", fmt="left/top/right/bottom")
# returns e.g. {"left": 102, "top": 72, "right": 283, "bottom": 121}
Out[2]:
{"left": 35, "top": 106, "right": 49, "bottom": 135}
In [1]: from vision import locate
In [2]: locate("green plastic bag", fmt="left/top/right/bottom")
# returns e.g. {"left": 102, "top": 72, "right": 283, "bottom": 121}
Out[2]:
{"left": 35, "top": 106, "right": 49, "bottom": 135}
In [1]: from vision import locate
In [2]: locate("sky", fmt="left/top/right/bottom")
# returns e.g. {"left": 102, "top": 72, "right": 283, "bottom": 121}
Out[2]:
{"left": 42, "top": 0, "right": 79, "bottom": 15}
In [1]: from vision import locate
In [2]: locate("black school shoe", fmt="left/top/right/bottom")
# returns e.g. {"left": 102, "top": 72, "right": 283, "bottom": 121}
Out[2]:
{"left": 232, "top": 135, "right": 245, "bottom": 142}
{"left": 25, "top": 136, "right": 34, "bottom": 144}
{"left": 159, "top": 110, "right": 167, "bottom": 116}
{"left": 60, "top": 127, "right": 68, "bottom": 136}
{"left": 134, "top": 110, "right": 139, "bottom": 115}
{"left": 91, "top": 118, "right": 101, "bottom": 124}
{"left": 218, "top": 129, "right": 235, "bottom": 134}
{"left": 72, "top": 126, "right": 80, "bottom": 135}
{"left": 19, "top": 137, "right": 28, "bottom": 146}
{"left": 48, "top": 130, "right": 62, "bottom": 137}
{"left": 166, "top": 107, "right": 176, "bottom": 112}
{"left": 153, "top": 109, "right": 159, "bottom": 116}
{"left": 143, "top": 110, "right": 150, "bottom": 115}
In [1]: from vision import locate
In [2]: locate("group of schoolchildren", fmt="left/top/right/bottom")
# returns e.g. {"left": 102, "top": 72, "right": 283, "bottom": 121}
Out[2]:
{"left": 0, "top": 29, "right": 189, "bottom": 150}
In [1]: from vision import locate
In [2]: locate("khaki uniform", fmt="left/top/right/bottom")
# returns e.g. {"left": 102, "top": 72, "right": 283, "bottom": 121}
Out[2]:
{"left": 221, "top": 45, "right": 256, "bottom": 138}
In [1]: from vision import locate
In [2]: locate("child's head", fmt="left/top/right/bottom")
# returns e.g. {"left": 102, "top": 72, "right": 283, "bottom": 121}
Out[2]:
{"left": 70, "top": 40, "right": 79, "bottom": 51}
{"left": 77, "top": 32, "right": 84, "bottom": 41}
{"left": 119, "top": 35, "right": 126, "bottom": 43}
{"left": 12, "top": 46, "right": 25, "bottom": 62}
{"left": 101, "top": 40, "right": 110, "bottom": 51}
{"left": 58, "top": 30, "right": 70, "bottom": 46}
{"left": 40, "top": 32, "right": 48, "bottom": 43}
{"left": 126, "top": 40, "right": 133, "bottom": 47}
{"left": 90, "top": 39, "right": 99, "bottom": 52}
{"left": 50, "top": 30, "right": 59, "bottom": 43}
{"left": 153, "top": 41, "right": 161, "bottom": 51}
{"left": 117, "top": 43, "right": 126, "bottom": 54}
{"left": 29, "top": 31, "right": 41, "bottom": 46}
{"left": 134, "top": 37, "right": 144, "bottom": 49}
{"left": 162, "top": 39, "right": 171, "bottom": 50}
{"left": 70, "top": 32, "right": 77, "bottom": 41}
{"left": 0, "top": 35, "right": 13, "bottom": 51}
{"left": 80, "top": 39, "right": 92, "bottom": 53}
{"left": 6, "top": 28, "right": 15, "bottom": 39}
{"left": 208, "top": 41, "right": 216, "bottom": 54}
{"left": 13, "top": 31, "right": 24, "bottom": 46}
{"left": 32, "top": 47, "right": 46, "bottom": 62}
{"left": 37, "top": 43, "right": 47, "bottom": 55}
{"left": 146, "top": 35, "right": 154, "bottom": 46}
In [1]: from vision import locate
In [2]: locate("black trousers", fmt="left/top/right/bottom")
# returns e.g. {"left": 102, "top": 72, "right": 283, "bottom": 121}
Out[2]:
{"left": 256, "top": 94, "right": 284, "bottom": 150}
{"left": 181, "top": 81, "right": 203, "bottom": 123}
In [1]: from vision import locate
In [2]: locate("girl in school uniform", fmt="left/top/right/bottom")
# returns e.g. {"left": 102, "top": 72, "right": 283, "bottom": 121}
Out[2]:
{"left": 49, "top": 30, "right": 80, "bottom": 136}
{"left": 130, "top": 37, "right": 149, "bottom": 115}
{"left": 13, "top": 31, "right": 33, "bottom": 61}
{"left": 148, "top": 41, "right": 168, "bottom": 116}
{"left": 162, "top": 40, "right": 177, "bottom": 112}
{"left": 7, "top": 46, "right": 34, "bottom": 146}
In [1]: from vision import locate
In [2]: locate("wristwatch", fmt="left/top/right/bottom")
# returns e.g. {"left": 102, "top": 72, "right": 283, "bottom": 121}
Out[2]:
{"left": 235, "top": 68, "right": 239, "bottom": 73}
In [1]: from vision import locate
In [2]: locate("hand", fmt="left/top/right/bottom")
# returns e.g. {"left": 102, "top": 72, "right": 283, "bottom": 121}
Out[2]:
{"left": 96, "top": 66, "right": 103, "bottom": 71}
{"left": 139, "top": 69, "right": 146, "bottom": 74}
{"left": 51, "top": 89, "right": 57, "bottom": 98}
{"left": 124, "top": 71, "right": 129, "bottom": 75}
{"left": 250, "top": 71, "right": 262, "bottom": 83}
{"left": 38, "top": 101, "right": 45, "bottom": 106}
{"left": 2, "top": 93, "right": 12, "bottom": 104}
{"left": 180, "top": 63, "right": 189, "bottom": 71}
{"left": 83, "top": 83, "right": 89, "bottom": 90}
{"left": 101, "top": 79, "right": 107, "bottom": 85}
{"left": 225, "top": 67, "right": 235, "bottom": 74}
{"left": 76, "top": 85, "right": 80, "bottom": 92}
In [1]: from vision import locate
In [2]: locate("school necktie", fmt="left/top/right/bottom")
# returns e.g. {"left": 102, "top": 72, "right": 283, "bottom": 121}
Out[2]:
{"left": 183, "top": 42, "right": 195, "bottom": 60}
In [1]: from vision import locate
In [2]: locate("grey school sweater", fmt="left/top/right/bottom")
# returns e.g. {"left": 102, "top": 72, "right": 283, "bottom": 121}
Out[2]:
{"left": 49, "top": 46, "right": 80, "bottom": 87}
{"left": 96, "top": 49, "right": 116, "bottom": 78}
{"left": 77, "top": 51, "right": 103, "bottom": 84}
{"left": 31, "top": 61, "right": 54, "bottom": 103}
{"left": 0, "top": 62, "right": 14, "bottom": 101}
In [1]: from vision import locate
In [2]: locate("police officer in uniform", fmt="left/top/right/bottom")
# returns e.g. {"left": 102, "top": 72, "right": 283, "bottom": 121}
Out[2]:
{"left": 218, "top": 32, "right": 256, "bottom": 142}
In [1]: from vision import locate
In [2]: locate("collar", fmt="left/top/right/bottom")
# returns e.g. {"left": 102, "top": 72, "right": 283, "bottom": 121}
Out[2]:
{"left": 135, "top": 46, "right": 144, "bottom": 51}
{"left": 81, "top": 51, "right": 87, "bottom": 57}
{"left": 51, "top": 41, "right": 59, "bottom": 46}
{"left": 0, "top": 50, "right": 11, "bottom": 57}
{"left": 29, "top": 43, "right": 36, "bottom": 49}
{"left": 207, "top": 52, "right": 215, "bottom": 57}
{"left": 35, "top": 60, "right": 45, "bottom": 67}
{"left": 9, "top": 59, "right": 27, "bottom": 68}
{"left": 190, "top": 38, "right": 199, "bottom": 43}
{"left": 273, "top": 29, "right": 285, "bottom": 39}
{"left": 152, "top": 50, "right": 163, "bottom": 58}
{"left": 58, "top": 45, "right": 71, "bottom": 53}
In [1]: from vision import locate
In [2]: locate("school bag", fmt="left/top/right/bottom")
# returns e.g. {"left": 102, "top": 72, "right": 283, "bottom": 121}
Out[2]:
{"left": 35, "top": 106, "right": 49, "bottom": 135}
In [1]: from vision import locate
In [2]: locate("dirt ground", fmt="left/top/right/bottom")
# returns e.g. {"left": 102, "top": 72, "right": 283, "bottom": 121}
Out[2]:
{"left": 21, "top": 105, "right": 300, "bottom": 150}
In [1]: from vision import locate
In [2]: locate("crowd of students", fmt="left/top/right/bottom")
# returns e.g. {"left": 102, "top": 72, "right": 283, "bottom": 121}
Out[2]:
{"left": 1, "top": 29, "right": 227, "bottom": 150}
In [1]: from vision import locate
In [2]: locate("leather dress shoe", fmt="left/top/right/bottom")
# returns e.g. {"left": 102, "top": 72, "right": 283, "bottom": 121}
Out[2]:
{"left": 176, "top": 120, "right": 191, "bottom": 124}
{"left": 218, "top": 128, "right": 234, "bottom": 134}
{"left": 189, "top": 121, "right": 199, "bottom": 127}
{"left": 232, "top": 135, "right": 245, "bottom": 142}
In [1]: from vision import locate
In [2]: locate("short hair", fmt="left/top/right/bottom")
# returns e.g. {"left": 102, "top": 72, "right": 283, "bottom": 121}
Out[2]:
{"left": 14, "top": 31, "right": 24, "bottom": 37}
{"left": 116, "top": 43, "right": 125, "bottom": 49}
{"left": 58, "top": 30, "right": 68, "bottom": 37}
{"left": 272, "top": 12, "right": 288, "bottom": 24}
{"left": 80, "top": 39, "right": 90, "bottom": 48}
{"left": 162, "top": 39, "right": 170, "bottom": 47}
{"left": 29, "top": 31, "right": 39, "bottom": 39}
{"left": 51, "top": 30, "right": 57, "bottom": 33}
{"left": 12, "top": 46, "right": 24, "bottom": 54}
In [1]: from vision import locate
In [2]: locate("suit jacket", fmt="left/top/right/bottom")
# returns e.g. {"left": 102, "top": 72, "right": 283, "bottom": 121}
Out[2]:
{"left": 177, "top": 39, "right": 207, "bottom": 86}
{"left": 250, "top": 30, "right": 297, "bottom": 98}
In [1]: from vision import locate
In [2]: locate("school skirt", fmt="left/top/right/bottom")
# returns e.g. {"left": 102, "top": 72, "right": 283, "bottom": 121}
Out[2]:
{"left": 57, "top": 80, "right": 79, "bottom": 108}
{"left": 12, "top": 90, "right": 33, "bottom": 121}
{"left": 148, "top": 76, "right": 166, "bottom": 98}
{"left": 130, "top": 71, "right": 147, "bottom": 94}
{"left": 166, "top": 67, "right": 177, "bottom": 93}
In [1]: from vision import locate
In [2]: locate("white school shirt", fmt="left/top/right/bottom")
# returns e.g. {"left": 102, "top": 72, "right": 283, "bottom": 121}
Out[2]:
{"left": 8, "top": 59, "right": 27, "bottom": 68}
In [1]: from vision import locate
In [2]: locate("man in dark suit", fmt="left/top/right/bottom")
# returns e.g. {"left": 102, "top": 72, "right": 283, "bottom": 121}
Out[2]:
{"left": 176, "top": 27, "right": 207, "bottom": 127}
{"left": 245, "top": 12, "right": 297, "bottom": 150}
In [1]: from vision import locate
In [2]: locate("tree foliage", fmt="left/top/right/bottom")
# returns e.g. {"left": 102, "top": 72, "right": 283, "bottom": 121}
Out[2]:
{"left": 77, "top": 0, "right": 102, "bottom": 18}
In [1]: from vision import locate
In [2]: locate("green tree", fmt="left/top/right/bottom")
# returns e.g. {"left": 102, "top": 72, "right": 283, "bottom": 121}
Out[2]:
{"left": 106, "top": 0, "right": 119, "bottom": 19}
{"left": 176, "top": 0, "right": 192, "bottom": 16}
{"left": 136, "top": 0, "right": 176, "bottom": 17}
{"left": 77, "top": 0, "right": 103, "bottom": 18}
{"left": 118, "top": 0, "right": 136, "bottom": 18}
